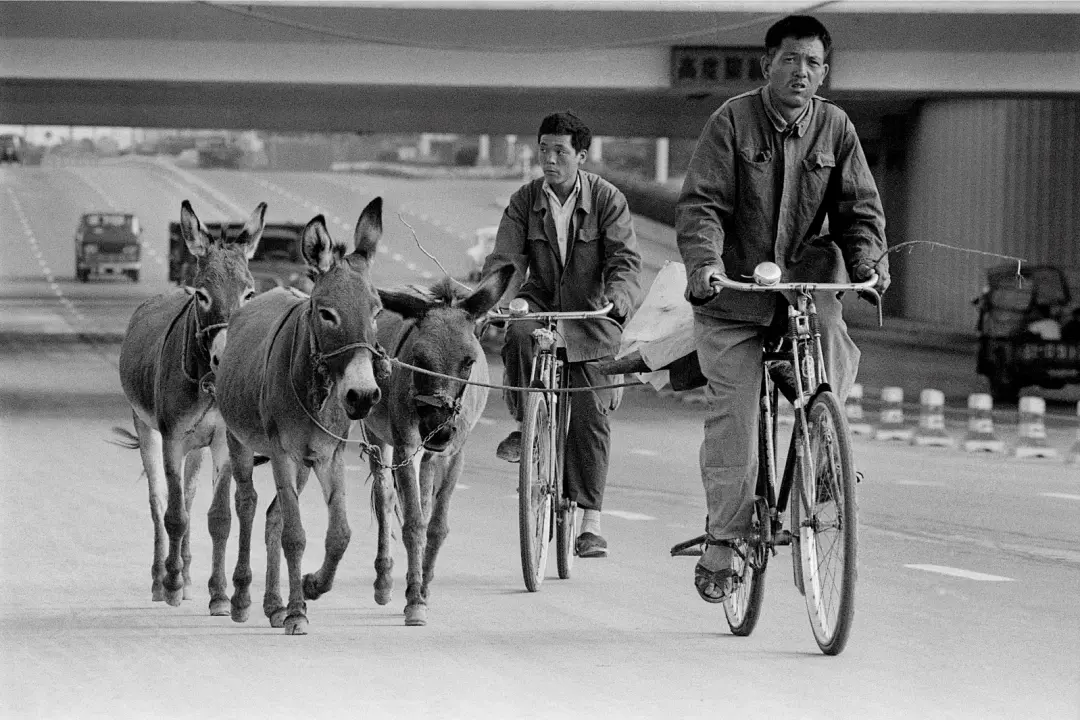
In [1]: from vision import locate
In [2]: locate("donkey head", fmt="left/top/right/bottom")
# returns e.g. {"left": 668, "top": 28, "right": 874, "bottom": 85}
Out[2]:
{"left": 181, "top": 200, "right": 265, "bottom": 372}
{"left": 380, "top": 263, "right": 515, "bottom": 452}
{"left": 301, "top": 197, "right": 384, "bottom": 421}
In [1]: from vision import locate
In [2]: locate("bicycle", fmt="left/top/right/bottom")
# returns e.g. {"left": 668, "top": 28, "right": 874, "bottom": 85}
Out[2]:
{"left": 486, "top": 300, "right": 619, "bottom": 592}
{"left": 670, "top": 261, "right": 880, "bottom": 656}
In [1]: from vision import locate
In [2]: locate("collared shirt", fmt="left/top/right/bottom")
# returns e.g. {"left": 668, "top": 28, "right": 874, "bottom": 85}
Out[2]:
{"left": 675, "top": 85, "right": 888, "bottom": 324}
{"left": 542, "top": 173, "right": 582, "bottom": 264}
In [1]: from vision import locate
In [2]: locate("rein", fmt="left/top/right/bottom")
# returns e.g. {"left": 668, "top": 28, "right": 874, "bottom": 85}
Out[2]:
{"left": 162, "top": 295, "right": 217, "bottom": 395}
{"left": 385, "top": 356, "right": 643, "bottom": 394}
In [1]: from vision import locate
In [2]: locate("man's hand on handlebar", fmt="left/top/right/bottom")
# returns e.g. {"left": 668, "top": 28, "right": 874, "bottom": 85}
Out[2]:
{"left": 852, "top": 260, "right": 890, "bottom": 303}
{"left": 688, "top": 264, "right": 726, "bottom": 301}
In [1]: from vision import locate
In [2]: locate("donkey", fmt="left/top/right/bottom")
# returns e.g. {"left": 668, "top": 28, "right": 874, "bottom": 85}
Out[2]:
{"left": 117, "top": 200, "right": 265, "bottom": 610}
{"left": 360, "top": 265, "right": 515, "bottom": 626}
{"left": 216, "top": 197, "right": 411, "bottom": 635}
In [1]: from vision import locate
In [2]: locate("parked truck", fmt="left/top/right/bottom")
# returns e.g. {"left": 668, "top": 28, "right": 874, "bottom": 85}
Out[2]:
{"left": 75, "top": 212, "right": 142, "bottom": 282}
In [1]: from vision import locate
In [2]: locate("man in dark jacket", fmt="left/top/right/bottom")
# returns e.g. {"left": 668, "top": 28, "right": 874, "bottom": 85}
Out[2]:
{"left": 480, "top": 112, "right": 643, "bottom": 557}
{"left": 676, "top": 16, "right": 890, "bottom": 601}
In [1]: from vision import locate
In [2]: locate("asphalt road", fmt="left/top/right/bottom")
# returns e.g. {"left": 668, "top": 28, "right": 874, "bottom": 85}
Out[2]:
{"left": 1, "top": 160, "right": 1078, "bottom": 720}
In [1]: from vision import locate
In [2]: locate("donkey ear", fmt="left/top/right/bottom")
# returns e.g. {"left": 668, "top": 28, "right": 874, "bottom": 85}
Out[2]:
{"left": 301, "top": 215, "right": 340, "bottom": 275}
{"left": 352, "top": 197, "right": 383, "bottom": 259}
{"left": 235, "top": 202, "right": 267, "bottom": 260}
{"left": 377, "top": 287, "right": 436, "bottom": 319}
{"left": 461, "top": 262, "right": 517, "bottom": 320}
{"left": 180, "top": 200, "right": 212, "bottom": 258}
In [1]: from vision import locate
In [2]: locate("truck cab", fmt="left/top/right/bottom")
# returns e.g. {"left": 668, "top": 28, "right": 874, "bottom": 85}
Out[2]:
{"left": 75, "top": 212, "right": 142, "bottom": 282}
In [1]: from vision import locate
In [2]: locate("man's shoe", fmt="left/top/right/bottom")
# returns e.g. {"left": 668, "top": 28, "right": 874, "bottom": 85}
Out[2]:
{"left": 575, "top": 532, "right": 608, "bottom": 558}
{"left": 496, "top": 431, "right": 522, "bottom": 463}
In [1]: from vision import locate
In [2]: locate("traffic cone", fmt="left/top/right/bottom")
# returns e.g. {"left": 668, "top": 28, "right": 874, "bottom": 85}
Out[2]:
{"left": 962, "top": 393, "right": 1005, "bottom": 453}
{"left": 912, "top": 389, "right": 954, "bottom": 447}
{"left": 845, "top": 383, "right": 873, "bottom": 437}
{"left": 875, "top": 386, "right": 913, "bottom": 441}
{"left": 1068, "top": 401, "right": 1079, "bottom": 465}
{"left": 1012, "top": 396, "right": 1058, "bottom": 460}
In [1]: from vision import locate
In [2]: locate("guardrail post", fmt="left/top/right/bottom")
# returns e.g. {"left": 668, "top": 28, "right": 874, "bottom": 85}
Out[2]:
{"left": 962, "top": 393, "right": 1005, "bottom": 453}
{"left": 1012, "top": 396, "right": 1058, "bottom": 460}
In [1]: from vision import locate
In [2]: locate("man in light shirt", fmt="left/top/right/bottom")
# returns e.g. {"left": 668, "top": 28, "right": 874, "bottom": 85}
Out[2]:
{"left": 480, "top": 112, "right": 643, "bottom": 557}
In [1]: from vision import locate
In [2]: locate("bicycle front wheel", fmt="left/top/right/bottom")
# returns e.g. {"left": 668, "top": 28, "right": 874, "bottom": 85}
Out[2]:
{"left": 519, "top": 388, "right": 553, "bottom": 592}
{"left": 796, "top": 390, "right": 858, "bottom": 655}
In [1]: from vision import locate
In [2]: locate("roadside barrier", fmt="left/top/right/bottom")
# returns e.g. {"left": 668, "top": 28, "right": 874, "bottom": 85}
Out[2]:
{"left": 1012, "top": 396, "right": 1058, "bottom": 460}
{"left": 845, "top": 383, "right": 873, "bottom": 437}
{"left": 875, "top": 387, "right": 914, "bottom": 442}
{"left": 912, "top": 389, "right": 954, "bottom": 447}
{"left": 962, "top": 393, "right": 1006, "bottom": 453}
{"left": 1069, "top": 401, "right": 1080, "bottom": 465}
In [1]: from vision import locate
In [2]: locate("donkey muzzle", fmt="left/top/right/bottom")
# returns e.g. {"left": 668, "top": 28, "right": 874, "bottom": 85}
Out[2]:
{"left": 209, "top": 329, "right": 228, "bottom": 372}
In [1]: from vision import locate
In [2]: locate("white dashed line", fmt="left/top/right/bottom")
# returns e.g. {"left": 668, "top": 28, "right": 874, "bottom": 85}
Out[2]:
{"left": 603, "top": 510, "right": 656, "bottom": 521}
{"left": 1040, "top": 492, "right": 1080, "bottom": 501}
{"left": 456, "top": 484, "right": 470, "bottom": 490}
{"left": 629, "top": 449, "right": 659, "bottom": 457}
{"left": 476, "top": 417, "right": 496, "bottom": 426}
{"left": 904, "top": 564, "right": 1014, "bottom": 582}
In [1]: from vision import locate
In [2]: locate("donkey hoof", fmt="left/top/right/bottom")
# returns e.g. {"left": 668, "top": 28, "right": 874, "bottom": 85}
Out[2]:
{"left": 165, "top": 588, "right": 184, "bottom": 607}
{"left": 404, "top": 604, "right": 427, "bottom": 627}
{"left": 231, "top": 599, "right": 251, "bottom": 623}
{"left": 302, "top": 574, "right": 323, "bottom": 601}
{"left": 151, "top": 584, "right": 166, "bottom": 602}
{"left": 284, "top": 614, "right": 309, "bottom": 635}
{"left": 183, "top": 586, "right": 193, "bottom": 601}
{"left": 208, "top": 598, "right": 231, "bottom": 617}
{"left": 267, "top": 608, "right": 288, "bottom": 628}
{"left": 374, "top": 586, "right": 392, "bottom": 606}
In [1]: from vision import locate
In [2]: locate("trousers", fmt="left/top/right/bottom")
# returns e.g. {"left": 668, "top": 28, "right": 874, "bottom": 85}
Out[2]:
{"left": 502, "top": 320, "right": 621, "bottom": 511}
{"left": 694, "top": 292, "right": 860, "bottom": 540}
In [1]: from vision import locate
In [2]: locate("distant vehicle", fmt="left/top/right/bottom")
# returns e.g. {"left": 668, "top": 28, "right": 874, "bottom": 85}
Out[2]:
{"left": 974, "top": 263, "right": 1080, "bottom": 402}
{"left": 0, "top": 134, "right": 21, "bottom": 164}
{"left": 168, "top": 220, "right": 313, "bottom": 294}
{"left": 75, "top": 212, "right": 142, "bottom": 282}
{"left": 196, "top": 138, "right": 243, "bottom": 170}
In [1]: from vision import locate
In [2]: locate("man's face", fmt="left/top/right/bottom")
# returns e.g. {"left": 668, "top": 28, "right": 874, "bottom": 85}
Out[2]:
{"left": 762, "top": 36, "right": 829, "bottom": 115}
{"left": 538, "top": 134, "right": 585, "bottom": 190}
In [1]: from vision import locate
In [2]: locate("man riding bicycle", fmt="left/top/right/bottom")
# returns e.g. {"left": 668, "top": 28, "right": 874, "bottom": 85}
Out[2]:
{"left": 480, "top": 112, "right": 643, "bottom": 558}
{"left": 675, "top": 15, "right": 890, "bottom": 602}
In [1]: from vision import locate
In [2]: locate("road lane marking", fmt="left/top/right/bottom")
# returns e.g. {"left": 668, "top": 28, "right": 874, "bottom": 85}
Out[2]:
{"left": 629, "top": 449, "right": 659, "bottom": 457}
{"left": 904, "top": 564, "right": 1014, "bottom": 582}
{"left": 603, "top": 510, "right": 656, "bottom": 521}
{"left": 456, "top": 484, "right": 470, "bottom": 490}
{"left": 476, "top": 417, "right": 496, "bottom": 426}
{"left": 1040, "top": 492, "right": 1080, "bottom": 501}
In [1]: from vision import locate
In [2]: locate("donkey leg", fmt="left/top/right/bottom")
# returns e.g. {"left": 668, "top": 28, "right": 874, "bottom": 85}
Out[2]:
{"left": 181, "top": 448, "right": 204, "bottom": 601}
{"left": 302, "top": 450, "right": 351, "bottom": 601}
{"left": 393, "top": 447, "right": 428, "bottom": 626}
{"left": 133, "top": 414, "right": 167, "bottom": 602}
{"left": 262, "top": 494, "right": 287, "bottom": 628}
{"left": 270, "top": 455, "right": 310, "bottom": 635}
{"left": 205, "top": 437, "right": 233, "bottom": 617}
{"left": 371, "top": 443, "right": 395, "bottom": 605}
{"left": 227, "top": 432, "right": 257, "bottom": 623}
{"left": 421, "top": 452, "right": 462, "bottom": 604}
{"left": 159, "top": 434, "right": 189, "bottom": 606}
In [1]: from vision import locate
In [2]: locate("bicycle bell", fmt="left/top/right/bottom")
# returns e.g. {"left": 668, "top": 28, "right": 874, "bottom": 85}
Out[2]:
{"left": 509, "top": 298, "right": 530, "bottom": 316}
{"left": 753, "top": 262, "right": 782, "bottom": 286}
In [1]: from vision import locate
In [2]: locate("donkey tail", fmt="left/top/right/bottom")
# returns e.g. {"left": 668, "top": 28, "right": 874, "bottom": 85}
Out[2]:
{"left": 107, "top": 426, "right": 141, "bottom": 450}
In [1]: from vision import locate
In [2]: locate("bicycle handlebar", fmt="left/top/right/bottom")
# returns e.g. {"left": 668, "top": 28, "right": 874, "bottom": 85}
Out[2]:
{"left": 487, "top": 301, "right": 617, "bottom": 323}
{"left": 711, "top": 273, "right": 879, "bottom": 296}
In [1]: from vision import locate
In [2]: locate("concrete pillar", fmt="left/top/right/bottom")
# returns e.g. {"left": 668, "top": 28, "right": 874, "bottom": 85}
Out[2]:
{"left": 477, "top": 134, "right": 491, "bottom": 166}
{"left": 417, "top": 133, "right": 432, "bottom": 158}
{"left": 505, "top": 134, "right": 517, "bottom": 167}
{"left": 589, "top": 136, "right": 603, "bottom": 164}
{"left": 655, "top": 137, "right": 670, "bottom": 184}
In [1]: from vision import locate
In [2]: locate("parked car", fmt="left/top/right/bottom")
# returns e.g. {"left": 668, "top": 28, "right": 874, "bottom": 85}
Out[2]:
{"left": 169, "top": 220, "right": 312, "bottom": 294}
{"left": 75, "top": 212, "right": 142, "bottom": 282}
{"left": 974, "top": 263, "right": 1080, "bottom": 402}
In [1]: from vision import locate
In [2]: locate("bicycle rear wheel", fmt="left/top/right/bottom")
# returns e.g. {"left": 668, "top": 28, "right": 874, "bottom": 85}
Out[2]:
{"left": 723, "top": 498, "right": 768, "bottom": 636}
{"left": 519, "top": 388, "right": 553, "bottom": 592}
{"left": 796, "top": 390, "right": 858, "bottom": 655}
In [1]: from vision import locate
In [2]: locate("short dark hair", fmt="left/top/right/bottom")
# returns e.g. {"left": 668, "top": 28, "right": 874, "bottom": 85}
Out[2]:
{"left": 764, "top": 15, "right": 832, "bottom": 58}
{"left": 537, "top": 112, "right": 591, "bottom": 154}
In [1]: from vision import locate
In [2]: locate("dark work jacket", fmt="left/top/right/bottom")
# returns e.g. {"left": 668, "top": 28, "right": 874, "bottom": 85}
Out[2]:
{"left": 676, "top": 87, "right": 889, "bottom": 325}
{"left": 481, "top": 171, "right": 643, "bottom": 362}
